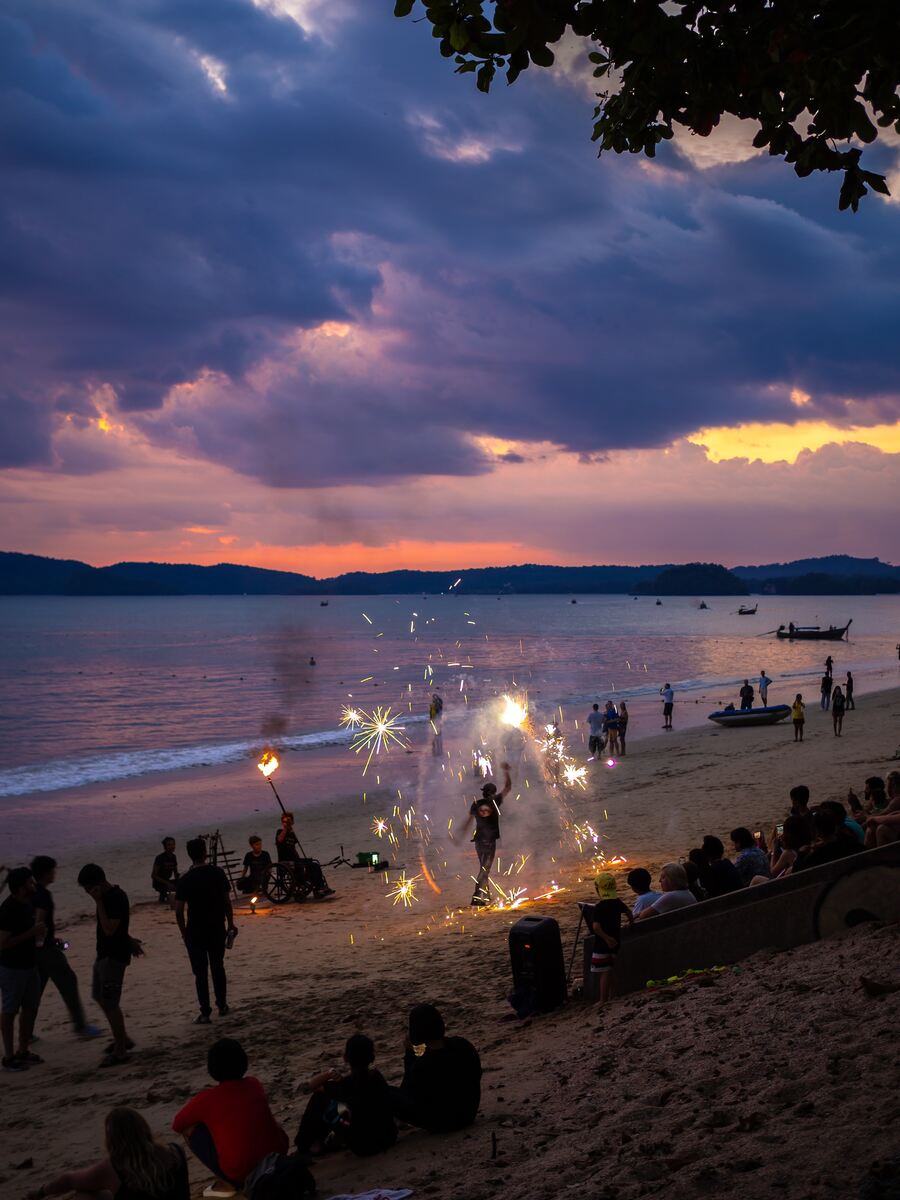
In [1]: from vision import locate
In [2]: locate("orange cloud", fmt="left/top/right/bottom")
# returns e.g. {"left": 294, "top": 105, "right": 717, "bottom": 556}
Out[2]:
{"left": 234, "top": 539, "right": 554, "bottom": 577}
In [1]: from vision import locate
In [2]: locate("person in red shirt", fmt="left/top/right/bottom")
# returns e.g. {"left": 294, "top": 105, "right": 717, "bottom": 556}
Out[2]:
{"left": 172, "top": 1038, "right": 288, "bottom": 1187}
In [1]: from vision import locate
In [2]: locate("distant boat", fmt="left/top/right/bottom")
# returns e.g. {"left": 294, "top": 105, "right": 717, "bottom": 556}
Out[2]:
{"left": 655, "top": 599, "right": 662, "bottom": 606}
{"left": 571, "top": 598, "right": 577, "bottom": 604}
{"left": 699, "top": 601, "right": 709, "bottom": 610}
{"left": 319, "top": 601, "right": 328, "bottom": 606}
{"left": 709, "top": 704, "right": 791, "bottom": 728}
{"left": 738, "top": 604, "right": 758, "bottom": 615}
{"left": 775, "top": 620, "right": 852, "bottom": 641}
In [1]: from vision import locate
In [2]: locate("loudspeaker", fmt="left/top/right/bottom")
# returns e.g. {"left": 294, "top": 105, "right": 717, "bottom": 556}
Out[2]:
{"left": 508, "top": 915, "right": 566, "bottom": 1013}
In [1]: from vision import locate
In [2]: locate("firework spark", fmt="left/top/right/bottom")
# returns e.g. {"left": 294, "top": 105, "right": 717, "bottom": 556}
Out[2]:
{"left": 351, "top": 705, "right": 409, "bottom": 774}
{"left": 387, "top": 872, "right": 421, "bottom": 908}
{"left": 499, "top": 694, "right": 528, "bottom": 729}
{"left": 371, "top": 816, "right": 388, "bottom": 838}
{"left": 562, "top": 762, "right": 588, "bottom": 789}
{"left": 340, "top": 705, "right": 363, "bottom": 730}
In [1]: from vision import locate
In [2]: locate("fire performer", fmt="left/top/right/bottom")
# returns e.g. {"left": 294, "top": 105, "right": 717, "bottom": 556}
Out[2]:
{"left": 456, "top": 761, "right": 512, "bottom": 908}
{"left": 275, "top": 813, "right": 334, "bottom": 899}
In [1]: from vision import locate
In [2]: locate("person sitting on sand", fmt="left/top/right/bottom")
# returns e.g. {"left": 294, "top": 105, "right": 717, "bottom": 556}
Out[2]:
{"left": 848, "top": 776, "right": 886, "bottom": 823}
{"left": 730, "top": 828, "right": 770, "bottom": 887}
{"left": 791, "top": 694, "right": 805, "bottom": 741}
{"left": 756, "top": 815, "right": 811, "bottom": 883}
{"left": 794, "top": 809, "right": 864, "bottom": 872}
{"left": 295, "top": 1033, "right": 397, "bottom": 1158}
{"left": 818, "top": 800, "right": 864, "bottom": 845}
{"left": 864, "top": 770, "right": 900, "bottom": 848}
{"left": 172, "top": 1038, "right": 288, "bottom": 1190}
{"left": 26, "top": 1106, "right": 188, "bottom": 1200}
{"left": 693, "top": 836, "right": 742, "bottom": 898}
{"left": 388, "top": 1004, "right": 482, "bottom": 1132}
{"left": 239, "top": 836, "right": 272, "bottom": 895}
{"left": 589, "top": 872, "right": 633, "bottom": 1003}
{"left": 151, "top": 838, "right": 179, "bottom": 903}
{"left": 634, "top": 863, "right": 699, "bottom": 920}
{"left": 626, "top": 867, "right": 660, "bottom": 915}
{"left": 683, "top": 858, "right": 706, "bottom": 902}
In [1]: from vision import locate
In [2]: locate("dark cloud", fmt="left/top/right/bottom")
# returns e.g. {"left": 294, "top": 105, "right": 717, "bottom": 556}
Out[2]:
{"left": 1, "top": 0, "right": 899, "bottom": 491}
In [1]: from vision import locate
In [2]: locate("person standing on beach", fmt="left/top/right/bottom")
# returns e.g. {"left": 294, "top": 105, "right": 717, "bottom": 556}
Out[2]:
{"left": 791, "top": 694, "right": 805, "bottom": 742}
{"left": 831, "top": 684, "right": 846, "bottom": 736}
{"left": 825, "top": 654, "right": 834, "bottom": 679}
{"left": 603, "top": 701, "right": 620, "bottom": 755}
{"left": 590, "top": 872, "right": 633, "bottom": 1003}
{"left": 456, "top": 761, "right": 512, "bottom": 907}
{"left": 0, "top": 867, "right": 44, "bottom": 1072}
{"left": 758, "top": 670, "right": 771, "bottom": 706}
{"left": 586, "top": 704, "right": 604, "bottom": 758}
{"left": 819, "top": 673, "right": 832, "bottom": 710}
{"left": 76, "top": 863, "right": 136, "bottom": 1068}
{"left": 175, "top": 838, "right": 235, "bottom": 1025}
{"left": 845, "top": 671, "right": 855, "bottom": 710}
{"left": 151, "top": 838, "right": 179, "bottom": 903}
{"left": 739, "top": 680, "right": 755, "bottom": 710}
{"left": 660, "top": 683, "right": 674, "bottom": 730}
{"left": 618, "top": 702, "right": 629, "bottom": 755}
{"left": 30, "top": 856, "right": 100, "bottom": 1042}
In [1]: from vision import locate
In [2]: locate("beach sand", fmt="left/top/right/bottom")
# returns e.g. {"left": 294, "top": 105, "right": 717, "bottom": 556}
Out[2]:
{"left": 4, "top": 687, "right": 900, "bottom": 1199}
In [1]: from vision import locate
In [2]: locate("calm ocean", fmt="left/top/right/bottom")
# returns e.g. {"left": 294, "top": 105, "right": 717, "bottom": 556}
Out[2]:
{"left": 1, "top": 593, "right": 898, "bottom": 801}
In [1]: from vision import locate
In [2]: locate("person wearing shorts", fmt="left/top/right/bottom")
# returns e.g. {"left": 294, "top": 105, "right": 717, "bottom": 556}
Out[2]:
{"left": 589, "top": 872, "right": 632, "bottom": 1003}
{"left": 660, "top": 684, "right": 674, "bottom": 730}
{"left": 791, "top": 694, "right": 805, "bottom": 742}
{"left": 586, "top": 704, "right": 605, "bottom": 757}
{"left": 77, "top": 863, "right": 135, "bottom": 1068}
{"left": 0, "top": 867, "right": 45, "bottom": 1072}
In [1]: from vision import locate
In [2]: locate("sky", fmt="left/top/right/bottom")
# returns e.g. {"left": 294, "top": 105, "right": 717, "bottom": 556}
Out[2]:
{"left": 2, "top": 0, "right": 900, "bottom": 575}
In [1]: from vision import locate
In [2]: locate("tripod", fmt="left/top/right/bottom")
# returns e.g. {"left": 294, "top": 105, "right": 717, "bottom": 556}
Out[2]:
{"left": 322, "top": 844, "right": 353, "bottom": 869}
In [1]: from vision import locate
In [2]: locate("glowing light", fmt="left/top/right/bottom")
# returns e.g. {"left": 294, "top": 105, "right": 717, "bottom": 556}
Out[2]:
{"left": 372, "top": 817, "right": 388, "bottom": 838}
{"left": 387, "top": 872, "right": 421, "bottom": 908}
{"left": 340, "top": 705, "right": 363, "bottom": 729}
{"left": 257, "top": 750, "right": 279, "bottom": 777}
{"left": 562, "top": 762, "right": 588, "bottom": 789}
{"left": 499, "top": 694, "right": 528, "bottom": 729}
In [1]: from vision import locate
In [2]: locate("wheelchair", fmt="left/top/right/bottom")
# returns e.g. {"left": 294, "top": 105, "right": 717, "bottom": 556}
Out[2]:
{"left": 263, "top": 859, "right": 320, "bottom": 904}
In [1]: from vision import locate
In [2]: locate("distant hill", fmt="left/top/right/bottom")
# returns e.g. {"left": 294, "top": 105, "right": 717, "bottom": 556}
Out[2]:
{"left": 1, "top": 551, "right": 897, "bottom": 596}
{"left": 634, "top": 562, "right": 750, "bottom": 596}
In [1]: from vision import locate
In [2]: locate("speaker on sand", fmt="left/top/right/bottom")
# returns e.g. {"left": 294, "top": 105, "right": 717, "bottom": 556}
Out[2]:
{"left": 508, "top": 914, "right": 567, "bottom": 1014}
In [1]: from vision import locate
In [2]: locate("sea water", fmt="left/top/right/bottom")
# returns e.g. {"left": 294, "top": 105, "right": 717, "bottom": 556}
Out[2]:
{"left": 1, "top": 592, "right": 897, "bottom": 805}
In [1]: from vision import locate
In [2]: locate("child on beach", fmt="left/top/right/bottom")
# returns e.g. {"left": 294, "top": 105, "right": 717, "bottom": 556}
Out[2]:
{"left": 626, "top": 867, "right": 660, "bottom": 915}
{"left": 791, "top": 694, "right": 805, "bottom": 742}
{"left": 590, "top": 872, "right": 633, "bottom": 1003}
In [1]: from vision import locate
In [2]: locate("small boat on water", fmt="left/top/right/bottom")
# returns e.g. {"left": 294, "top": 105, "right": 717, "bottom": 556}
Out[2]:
{"left": 709, "top": 704, "right": 791, "bottom": 728}
{"left": 319, "top": 601, "right": 329, "bottom": 606}
{"left": 738, "top": 604, "right": 757, "bottom": 615}
{"left": 655, "top": 599, "right": 662, "bottom": 606}
{"left": 699, "top": 601, "right": 709, "bottom": 610}
{"left": 775, "top": 620, "right": 852, "bottom": 641}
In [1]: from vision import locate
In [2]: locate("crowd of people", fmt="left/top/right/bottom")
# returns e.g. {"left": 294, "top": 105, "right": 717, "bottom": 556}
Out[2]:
{"left": 20, "top": 1004, "right": 482, "bottom": 1200}
{"left": 587, "top": 769, "right": 900, "bottom": 1003}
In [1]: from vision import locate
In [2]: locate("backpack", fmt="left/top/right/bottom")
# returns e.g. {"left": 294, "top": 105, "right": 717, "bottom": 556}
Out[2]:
{"left": 245, "top": 1152, "right": 315, "bottom": 1200}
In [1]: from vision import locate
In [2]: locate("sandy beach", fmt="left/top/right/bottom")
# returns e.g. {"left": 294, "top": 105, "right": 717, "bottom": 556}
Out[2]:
{"left": 4, "top": 686, "right": 900, "bottom": 1199}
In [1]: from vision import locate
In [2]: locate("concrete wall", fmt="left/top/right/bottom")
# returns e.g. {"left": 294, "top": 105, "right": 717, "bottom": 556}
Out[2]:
{"left": 582, "top": 842, "right": 900, "bottom": 998}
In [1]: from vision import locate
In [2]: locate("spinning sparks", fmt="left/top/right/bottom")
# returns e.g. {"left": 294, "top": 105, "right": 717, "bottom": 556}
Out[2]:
{"left": 340, "top": 705, "right": 363, "bottom": 730}
{"left": 257, "top": 750, "right": 279, "bottom": 778}
{"left": 351, "top": 706, "right": 409, "bottom": 774}
{"left": 386, "top": 872, "right": 421, "bottom": 908}
{"left": 372, "top": 817, "right": 389, "bottom": 838}
{"left": 562, "top": 762, "right": 588, "bottom": 789}
{"left": 499, "top": 694, "right": 528, "bottom": 729}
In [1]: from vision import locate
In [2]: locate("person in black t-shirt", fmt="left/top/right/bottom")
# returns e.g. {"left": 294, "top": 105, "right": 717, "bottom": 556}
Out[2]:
{"left": 589, "top": 872, "right": 633, "bottom": 1003}
{"left": 0, "top": 867, "right": 45, "bottom": 1071}
{"left": 151, "top": 838, "right": 179, "bottom": 902}
{"left": 275, "top": 813, "right": 334, "bottom": 898}
{"left": 76, "top": 863, "right": 135, "bottom": 1068}
{"left": 239, "top": 837, "right": 272, "bottom": 895}
{"left": 175, "top": 838, "right": 235, "bottom": 1024}
{"left": 296, "top": 1033, "right": 397, "bottom": 1157}
{"left": 455, "top": 762, "right": 512, "bottom": 907}
{"left": 388, "top": 1004, "right": 482, "bottom": 1133}
{"left": 695, "top": 836, "right": 742, "bottom": 898}
{"left": 30, "top": 855, "right": 100, "bottom": 1041}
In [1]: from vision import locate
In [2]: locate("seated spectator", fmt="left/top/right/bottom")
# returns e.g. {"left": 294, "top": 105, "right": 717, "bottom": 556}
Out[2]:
{"left": 626, "top": 867, "right": 660, "bottom": 916}
{"left": 696, "top": 836, "right": 742, "bottom": 898}
{"left": 239, "top": 836, "right": 273, "bottom": 895}
{"left": 788, "top": 786, "right": 814, "bottom": 838}
{"left": 848, "top": 777, "right": 886, "bottom": 821}
{"left": 682, "top": 858, "right": 706, "bottom": 902}
{"left": 819, "top": 800, "right": 865, "bottom": 844}
{"left": 864, "top": 770, "right": 900, "bottom": 849}
{"left": 26, "top": 1107, "right": 188, "bottom": 1200}
{"left": 172, "top": 1038, "right": 288, "bottom": 1189}
{"left": 730, "top": 827, "right": 770, "bottom": 886}
{"left": 795, "top": 808, "right": 864, "bottom": 871}
{"left": 388, "top": 1004, "right": 482, "bottom": 1132}
{"left": 295, "top": 1033, "right": 397, "bottom": 1158}
{"left": 756, "top": 815, "right": 811, "bottom": 883}
{"left": 634, "top": 863, "right": 699, "bottom": 920}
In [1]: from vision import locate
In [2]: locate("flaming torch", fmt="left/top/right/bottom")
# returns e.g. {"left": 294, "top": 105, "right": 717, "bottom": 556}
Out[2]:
{"left": 257, "top": 749, "right": 287, "bottom": 814}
